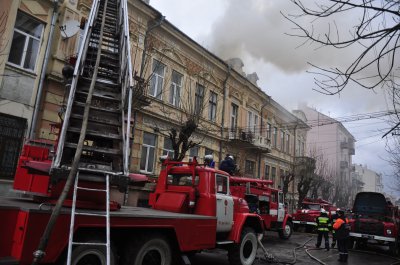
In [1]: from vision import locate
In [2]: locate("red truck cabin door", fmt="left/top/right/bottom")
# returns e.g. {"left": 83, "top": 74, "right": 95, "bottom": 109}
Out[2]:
{"left": 278, "top": 191, "right": 285, "bottom": 222}
{"left": 216, "top": 174, "right": 234, "bottom": 232}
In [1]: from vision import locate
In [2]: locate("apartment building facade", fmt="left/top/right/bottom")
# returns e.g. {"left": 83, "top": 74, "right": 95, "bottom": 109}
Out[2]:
{"left": 0, "top": 0, "right": 309, "bottom": 204}
{"left": 353, "top": 164, "right": 384, "bottom": 193}
{"left": 297, "top": 104, "right": 355, "bottom": 189}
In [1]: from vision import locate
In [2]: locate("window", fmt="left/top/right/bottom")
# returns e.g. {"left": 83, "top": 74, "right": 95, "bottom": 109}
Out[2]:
{"left": 0, "top": 114, "right": 27, "bottom": 179}
{"left": 194, "top": 83, "right": 204, "bottom": 114}
{"left": 8, "top": 12, "right": 44, "bottom": 71}
{"left": 208, "top": 91, "right": 217, "bottom": 122}
{"left": 265, "top": 164, "right": 270, "bottom": 180}
{"left": 271, "top": 167, "right": 276, "bottom": 185}
{"left": 162, "top": 137, "right": 174, "bottom": 158}
{"left": 205, "top": 148, "right": 213, "bottom": 156}
{"left": 279, "top": 169, "right": 285, "bottom": 188}
{"left": 247, "top": 111, "right": 259, "bottom": 135}
{"left": 280, "top": 130, "right": 285, "bottom": 151}
{"left": 245, "top": 160, "right": 255, "bottom": 177}
{"left": 149, "top": 59, "right": 165, "bottom": 99}
{"left": 189, "top": 146, "right": 199, "bottom": 159}
{"left": 170, "top": 70, "right": 182, "bottom": 107}
{"left": 216, "top": 174, "right": 228, "bottom": 194}
{"left": 266, "top": 123, "right": 271, "bottom": 139}
{"left": 273, "top": 127, "right": 278, "bottom": 147}
{"left": 286, "top": 134, "right": 290, "bottom": 153}
{"left": 140, "top": 132, "right": 156, "bottom": 173}
{"left": 230, "top": 103, "right": 239, "bottom": 133}
{"left": 167, "top": 174, "right": 199, "bottom": 186}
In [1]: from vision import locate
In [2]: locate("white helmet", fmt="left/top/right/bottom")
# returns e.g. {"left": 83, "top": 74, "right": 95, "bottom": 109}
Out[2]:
{"left": 229, "top": 155, "right": 234, "bottom": 160}
{"left": 320, "top": 209, "right": 327, "bottom": 214}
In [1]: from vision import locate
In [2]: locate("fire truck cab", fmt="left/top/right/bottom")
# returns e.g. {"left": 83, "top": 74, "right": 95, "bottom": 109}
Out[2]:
{"left": 292, "top": 198, "right": 337, "bottom": 232}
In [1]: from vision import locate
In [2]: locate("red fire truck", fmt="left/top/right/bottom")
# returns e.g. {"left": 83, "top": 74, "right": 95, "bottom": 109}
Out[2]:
{"left": 229, "top": 177, "right": 293, "bottom": 239}
{"left": 349, "top": 192, "right": 400, "bottom": 255}
{"left": 0, "top": 155, "right": 264, "bottom": 265}
{"left": 292, "top": 198, "right": 337, "bottom": 232}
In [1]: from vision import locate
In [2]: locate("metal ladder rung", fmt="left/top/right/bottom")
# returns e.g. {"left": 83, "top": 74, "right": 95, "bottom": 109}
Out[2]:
{"left": 75, "top": 212, "right": 107, "bottom": 217}
{"left": 72, "top": 242, "right": 108, "bottom": 246}
{"left": 77, "top": 186, "right": 107, "bottom": 192}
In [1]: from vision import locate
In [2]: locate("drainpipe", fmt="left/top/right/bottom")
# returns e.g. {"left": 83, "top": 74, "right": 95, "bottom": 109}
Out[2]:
{"left": 139, "top": 15, "right": 165, "bottom": 79}
{"left": 257, "top": 97, "right": 270, "bottom": 178}
{"left": 219, "top": 65, "right": 231, "bottom": 162}
{"left": 29, "top": 0, "right": 59, "bottom": 139}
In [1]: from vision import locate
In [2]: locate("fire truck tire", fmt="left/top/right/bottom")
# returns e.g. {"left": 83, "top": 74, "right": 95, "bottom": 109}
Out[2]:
{"left": 228, "top": 227, "right": 257, "bottom": 265}
{"left": 69, "top": 241, "right": 116, "bottom": 265}
{"left": 125, "top": 235, "right": 172, "bottom": 265}
{"left": 279, "top": 221, "right": 293, "bottom": 239}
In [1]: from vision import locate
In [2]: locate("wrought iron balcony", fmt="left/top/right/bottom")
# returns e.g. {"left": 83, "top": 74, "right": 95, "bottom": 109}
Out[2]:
{"left": 227, "top": 127, "right": 271, "bottom": 153}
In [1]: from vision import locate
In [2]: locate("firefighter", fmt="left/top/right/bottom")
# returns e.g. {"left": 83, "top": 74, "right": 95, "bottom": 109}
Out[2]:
{"left": 333, "top": 209, "right": 350, "bottom": 262}
{"left": 219, "top": 154, "right": 236, "bottom": 175}
{"left": 330, "top": 208, "right": 340, "bottom": 248}
{"left": 315, "top": 208, "right": 331, "bottom": 251}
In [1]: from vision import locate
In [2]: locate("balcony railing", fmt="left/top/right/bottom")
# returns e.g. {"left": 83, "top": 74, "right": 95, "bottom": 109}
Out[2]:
{"left": 228, "top": 127, "right": 271, "bottom": 152}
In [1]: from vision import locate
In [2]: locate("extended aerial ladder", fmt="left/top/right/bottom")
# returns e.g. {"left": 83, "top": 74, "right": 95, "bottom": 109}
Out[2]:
{"left": 32, "top": 0, "right": 136, "bottom": 263}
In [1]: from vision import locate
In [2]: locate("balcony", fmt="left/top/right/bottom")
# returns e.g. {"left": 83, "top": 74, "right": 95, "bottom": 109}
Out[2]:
{"left": 340, "top": 161, "right": 349, "bottom": 168}
{"left": 228, "top": 128, "right": 271, "bottom": 153}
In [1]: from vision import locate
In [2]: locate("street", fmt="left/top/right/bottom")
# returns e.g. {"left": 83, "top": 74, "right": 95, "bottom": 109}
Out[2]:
{"left": 190, "top": 232, "right": 400, "bottom": 265}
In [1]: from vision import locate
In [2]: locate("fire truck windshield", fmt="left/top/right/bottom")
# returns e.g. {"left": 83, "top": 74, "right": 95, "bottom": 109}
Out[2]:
{"left": 167, "top": 174, "right": 199, "bottom": 186}
{"left": 302, "top": 204, "right": 321, "bottom": 211}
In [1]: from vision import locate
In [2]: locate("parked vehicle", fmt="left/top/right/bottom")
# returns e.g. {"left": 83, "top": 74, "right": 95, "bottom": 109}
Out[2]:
{"left": 349, "top": 192, "right": 400, "bottom": 255}
{"left": 292, "top": 197, "right": 337, "bottom": 232}
{"left": 229, "top": 176, "right": 293, "bottom": 239}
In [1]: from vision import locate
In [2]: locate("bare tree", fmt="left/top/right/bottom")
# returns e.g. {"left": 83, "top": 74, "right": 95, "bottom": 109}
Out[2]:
{"left": 132, "top": 25, "right": 220, "bottom": 162}
{"left": 295, "top": 156, "right": 316, "bottom": 208}
{"left": 285, "top": 0, "right": 400, "bottom": 95}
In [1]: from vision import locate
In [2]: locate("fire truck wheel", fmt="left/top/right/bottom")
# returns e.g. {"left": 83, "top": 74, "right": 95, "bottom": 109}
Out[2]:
{"left": 279, "top": 221, "right": 293, "bottom": 240}
{"left": 228, "top": 227, "right": 257, "bottom": 265}
{"left": 69, "top": 242, "right": 116, "bottom": 265}
{"left": 126, "top": 235, "right": 172, "bottom": 265}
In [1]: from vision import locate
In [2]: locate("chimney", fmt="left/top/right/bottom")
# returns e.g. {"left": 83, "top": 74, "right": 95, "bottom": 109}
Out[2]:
{"left": 226, "top": 58, "right": 245, "bottom": 76}
{"left": 246, "top": 72, "right": 259, "bottom": 86}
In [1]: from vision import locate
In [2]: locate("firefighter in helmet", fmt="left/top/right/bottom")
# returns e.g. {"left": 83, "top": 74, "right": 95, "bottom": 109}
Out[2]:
{"left": 333, "top": 209, "right": 350, "bottom": 262}
{"left": 330, "top": 208, "right": 340, "bottom": 248}
{"left": 315, "top": 208, "right": 331, "bottom": 250}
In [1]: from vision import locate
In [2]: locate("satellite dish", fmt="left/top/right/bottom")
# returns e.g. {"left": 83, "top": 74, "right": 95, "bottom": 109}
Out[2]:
{"left": 60, "top": 20, "right": 80, "bottom": 39}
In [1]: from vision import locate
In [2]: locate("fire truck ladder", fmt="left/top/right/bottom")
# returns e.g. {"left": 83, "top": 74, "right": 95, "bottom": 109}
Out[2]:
{"left": 67, "top": 171, "right": 111, "bottom": 265}
{"left": 52, "top": 0, "right": 134, "bottom": 177}
{"left": 31, "top": 0, "right": 135, "bottom": 263}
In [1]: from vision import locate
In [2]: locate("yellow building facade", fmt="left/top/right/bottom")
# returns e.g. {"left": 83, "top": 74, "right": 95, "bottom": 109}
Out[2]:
{"left": 0, "top": 0, "right": 308, "bottom": 207}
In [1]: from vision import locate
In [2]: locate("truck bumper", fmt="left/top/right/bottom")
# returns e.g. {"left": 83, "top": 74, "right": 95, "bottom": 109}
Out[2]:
{"left": 293, "top": 220, "right": 317, "bottom": 226}
{"left": 349, "top": 232, "right": 396, "bottom": 242}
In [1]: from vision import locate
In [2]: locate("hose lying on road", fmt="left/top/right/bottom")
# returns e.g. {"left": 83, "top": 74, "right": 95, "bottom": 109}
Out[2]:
{"left": 256, "top": 236, "right": 313, "bottom": 264}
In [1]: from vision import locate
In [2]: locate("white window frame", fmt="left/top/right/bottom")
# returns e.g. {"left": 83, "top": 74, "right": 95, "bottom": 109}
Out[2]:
{"left": 7, "top": 12, "right": 44, "bottom": 72}
{"left": 140, "top": 132, "right": 156, "bottom": 173}
{"left": 230, "top": 103, "right": 238, "bottom": 132}
{"left": 170, "top": 70, "right": 182, "bottom": 107}
{"left": 194, "top": 83, "right": 204, "bottom": 114}
{"left": 208, "top": 91, "right": 217, "bottom": 122}
{"left": 162, "top": 137, "right": 175, "bottom": 158}
{"left": 149, "top": 59, "right": 165, "bottom": 99}
{"left": 247, "top": 110, "right": 259, "bottom": 135}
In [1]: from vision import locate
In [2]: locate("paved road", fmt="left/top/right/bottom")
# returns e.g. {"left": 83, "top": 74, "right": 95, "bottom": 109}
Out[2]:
{"left": 191, "top": 231, "right": 400, "bottom": 265}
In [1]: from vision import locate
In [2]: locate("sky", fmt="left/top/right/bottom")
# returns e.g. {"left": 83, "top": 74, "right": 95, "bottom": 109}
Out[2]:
{"left": 150, "top": 0, "right": 398, "bottom": 197}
